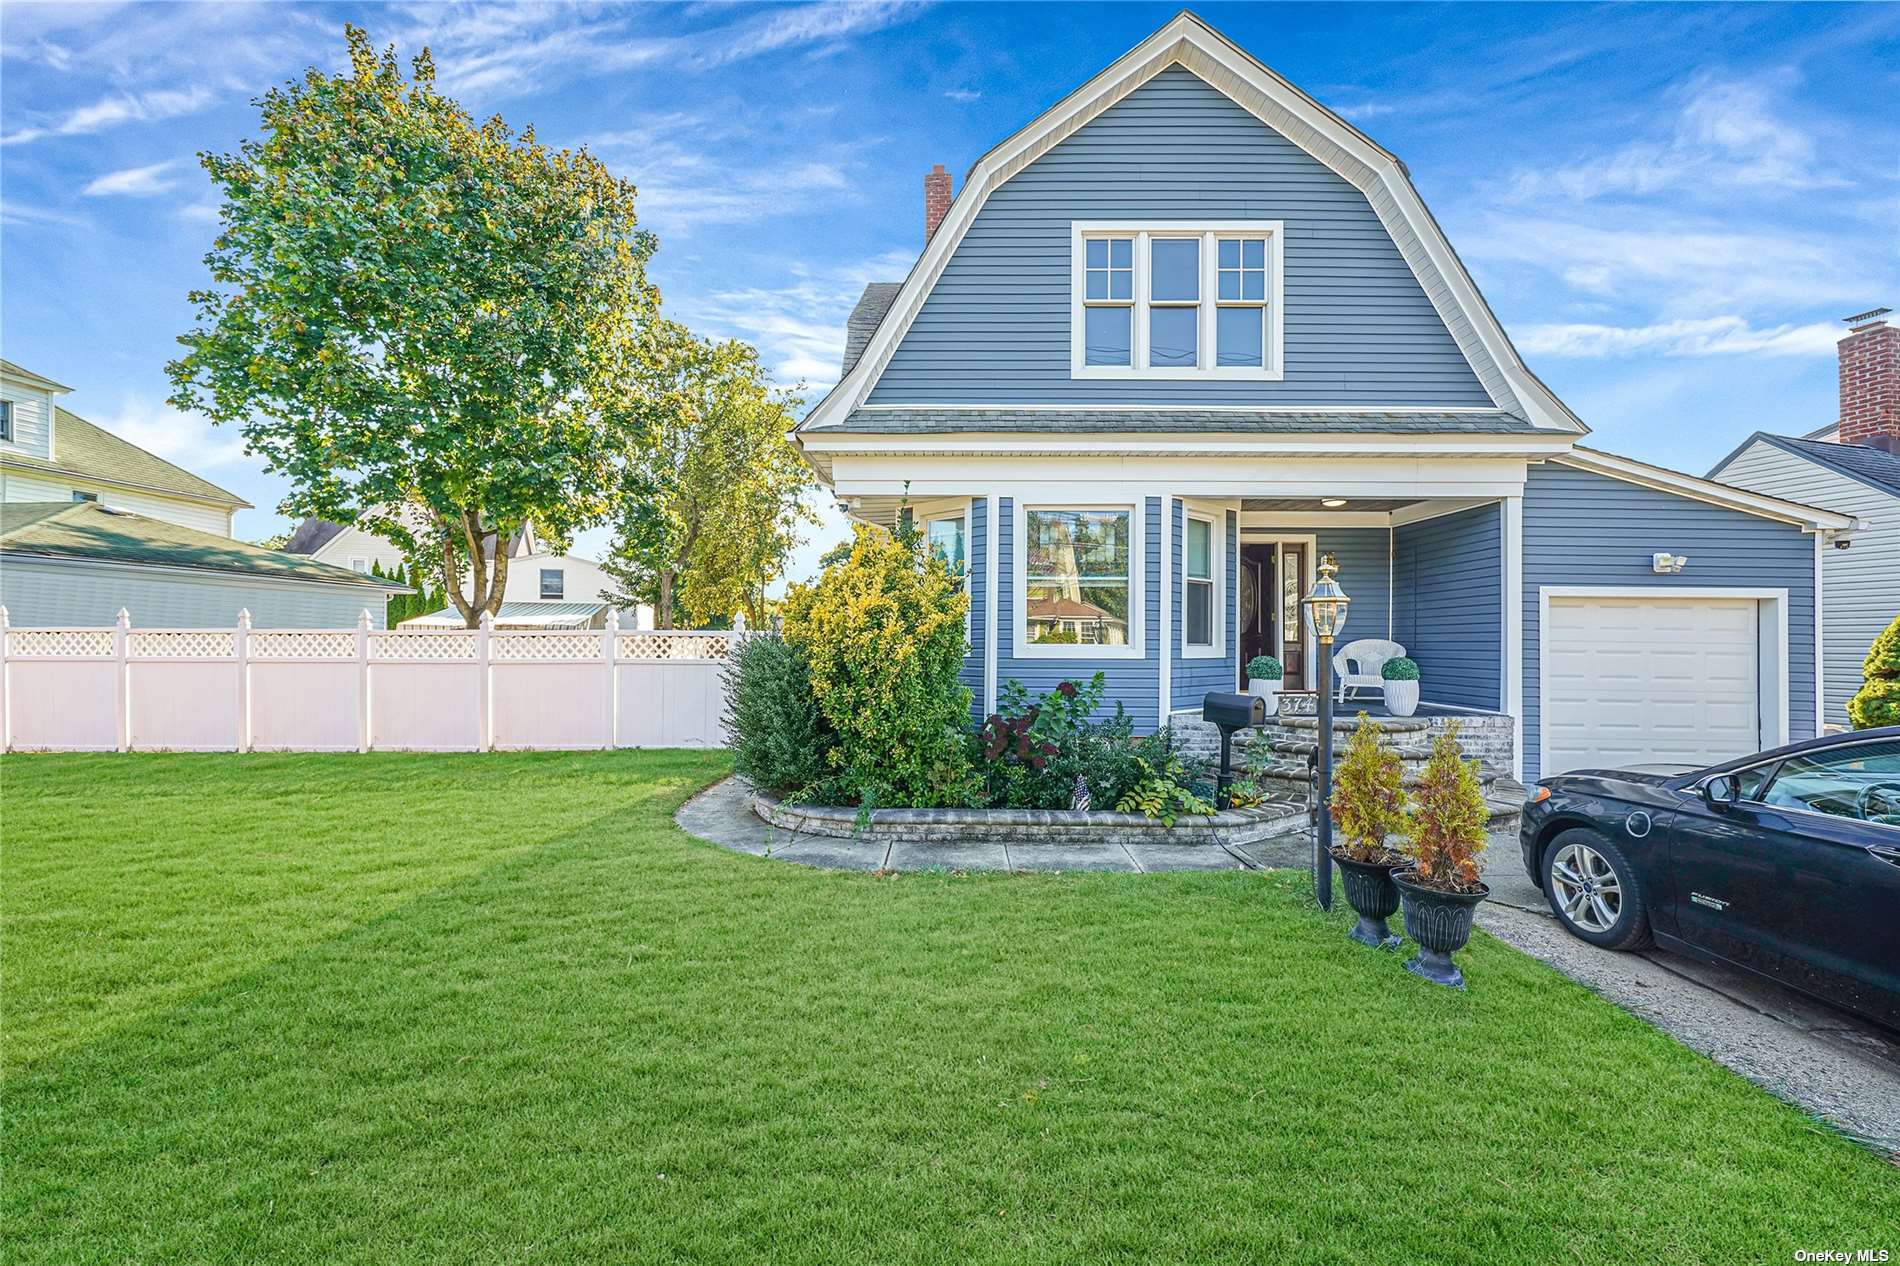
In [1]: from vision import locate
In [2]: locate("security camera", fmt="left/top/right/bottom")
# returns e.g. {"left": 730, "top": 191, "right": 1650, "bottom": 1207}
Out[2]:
{"left": 1833, "top": 536, "right": 1852, "bottom": 551}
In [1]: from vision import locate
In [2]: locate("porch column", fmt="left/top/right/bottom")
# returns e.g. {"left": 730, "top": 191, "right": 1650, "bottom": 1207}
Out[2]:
{"left": 1158, "top": 495, "right": 1173, "bottom": 727}
{"left": 1502, "top": 494, "right": 1524, "bottom": 780}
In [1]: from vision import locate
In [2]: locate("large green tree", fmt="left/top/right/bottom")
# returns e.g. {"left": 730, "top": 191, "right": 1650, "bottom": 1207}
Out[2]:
{"left": 602, "top": 321, "right": 812, "bottom": 629}
{"left": 168, "top": 27, "right": 657, "bottom": 626}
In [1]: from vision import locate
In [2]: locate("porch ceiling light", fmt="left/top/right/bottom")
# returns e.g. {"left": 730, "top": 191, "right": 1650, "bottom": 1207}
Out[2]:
{"left": 1301, "top": 553, "right": 1351, "bottom": 643}
{"left": 1321, "top": 497, "right": 1347, "bottom": 508}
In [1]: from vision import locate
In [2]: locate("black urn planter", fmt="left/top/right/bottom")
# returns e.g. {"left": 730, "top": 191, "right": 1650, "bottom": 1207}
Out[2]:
{"left": 1329, "top": 850, "right": 1402, "bottom": 949}
{"left": 1393, "top": 870, "right": 1489, "bottom": 989}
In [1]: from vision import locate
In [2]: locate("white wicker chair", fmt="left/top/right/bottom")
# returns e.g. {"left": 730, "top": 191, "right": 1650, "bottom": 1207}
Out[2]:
{"left": 1333, "top": 639, "right": 1405, "bottom": 703}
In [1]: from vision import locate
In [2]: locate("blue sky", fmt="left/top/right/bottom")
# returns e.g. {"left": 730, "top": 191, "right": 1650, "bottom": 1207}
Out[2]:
{"left": 3, "top": 2, "right": 1897, "bottom": 581}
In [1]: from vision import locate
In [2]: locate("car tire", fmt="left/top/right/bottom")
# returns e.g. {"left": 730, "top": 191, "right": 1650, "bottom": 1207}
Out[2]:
{"left": 1541, "top": 827, "right": 1652, "bottom": 951}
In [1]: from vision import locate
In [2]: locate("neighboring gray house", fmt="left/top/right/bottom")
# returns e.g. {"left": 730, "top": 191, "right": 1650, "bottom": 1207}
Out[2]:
{"left": 795, "top": 10, "right": 1854, "bottom": 782}
{"left": 1710, "top": 311, "right": 1900, "bottom": 729}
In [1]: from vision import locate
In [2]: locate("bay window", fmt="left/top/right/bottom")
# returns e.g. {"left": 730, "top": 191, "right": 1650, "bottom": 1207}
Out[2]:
{"left": 1070, "top": 222, "right": 1283, "bottom": 379}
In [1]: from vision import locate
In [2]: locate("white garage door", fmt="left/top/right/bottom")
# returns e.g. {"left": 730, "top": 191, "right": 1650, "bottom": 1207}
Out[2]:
{"left": 1544, "top": 596, "right": 1761, "bottom": 774}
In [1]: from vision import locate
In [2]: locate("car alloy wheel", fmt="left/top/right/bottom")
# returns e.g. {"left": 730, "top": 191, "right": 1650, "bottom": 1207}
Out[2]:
{"left": 1549, "top": 841, "right": 1623, "bottom": 934}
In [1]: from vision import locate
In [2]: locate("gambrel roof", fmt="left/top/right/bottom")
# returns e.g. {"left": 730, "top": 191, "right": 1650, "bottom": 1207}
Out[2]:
{"left": 801, "top": 10, "right": 1585, "bottom": 436}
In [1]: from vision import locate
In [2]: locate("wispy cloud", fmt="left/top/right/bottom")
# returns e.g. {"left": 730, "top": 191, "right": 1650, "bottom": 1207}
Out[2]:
{"left": 698, "top": 2, "right": 927, "bottom": 67}
{"left": 82, "top": 160, "right": 184, "bottom": 198}
{"left": 943, "top": 87, "right": 981, "bottom": 103}
{"left": 95, "top": 395, "right": 250, "bottom": 471}
{"left": 1506, "top": 72, "right": 1841, "bottom": 201}
{"left": 2, "top": 85, "right": 212, "bottom": 146}
{"left": 1517, "top": 316, "right": 1841, "bottom": 359}
{"left": 590, "top": 113, "right": 859, "bottom": 233}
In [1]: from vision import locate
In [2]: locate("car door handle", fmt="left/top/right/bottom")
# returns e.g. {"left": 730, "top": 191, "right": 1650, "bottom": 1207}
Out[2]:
{"left": 1871, "top": 845, "right": 1900, "bottom": 869}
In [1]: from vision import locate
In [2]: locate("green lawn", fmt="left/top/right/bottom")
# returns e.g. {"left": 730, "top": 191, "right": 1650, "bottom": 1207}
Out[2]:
{"left": 5, "top": 753, "right": 1894, "bottom": 1263}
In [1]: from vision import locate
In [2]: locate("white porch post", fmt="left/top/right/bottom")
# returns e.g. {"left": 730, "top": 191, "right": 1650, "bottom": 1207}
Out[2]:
{"left": 1158, "top": 495, "right": 1173, "bottom": 726}
{"left": 984, "top": 493, "right": 999, "bottom": 716}
{"left": 1502, "top": 495, "right": 1524, "bottom": 780}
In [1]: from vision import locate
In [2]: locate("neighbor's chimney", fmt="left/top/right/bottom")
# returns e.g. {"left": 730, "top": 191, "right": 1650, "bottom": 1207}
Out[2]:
{"left": 1838, "top": 306, "right": 1899, "bottom": 450}
{"left": 924, "top": 164, "right": 952, "bottom": 245}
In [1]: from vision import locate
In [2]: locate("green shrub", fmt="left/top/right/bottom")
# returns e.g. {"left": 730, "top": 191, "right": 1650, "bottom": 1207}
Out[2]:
{"left": 1330, "top": 713, "right": 1407, "bottom": 863}
{"left": 1115, "top": 754, "right": 1214, "bottom": 825}
{"left": 1402, "top": 725, "right": 1488, "bottom": 891}
{"left": 781, "top": 523, "right": 978, "bottom": 808}
{"left": 1246, "top": 654, "right": 1283, "bottom": 681}
{"left": 1381, "top": 656, "right": 1419, "bottom": 682}
{"left": 1848, "top": 612, "right": 1900, "bottom": 730}
{"left": 979, "top": 674, "right": 1143, "bottom": 809}
{"left": 723, "top": 634, "right": 832, "bottom": 795}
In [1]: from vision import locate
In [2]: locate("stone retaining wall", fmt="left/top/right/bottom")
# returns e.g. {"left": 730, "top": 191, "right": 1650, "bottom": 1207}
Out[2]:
{"left": 753, "top": 791, "right": 1303, "bottom": 847}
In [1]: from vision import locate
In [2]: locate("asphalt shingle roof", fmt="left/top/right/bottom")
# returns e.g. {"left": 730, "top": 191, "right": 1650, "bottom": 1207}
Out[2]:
{"left": 817, "top": 408, "right": 1539, "bottom": 435}
{"left": 1, "top": 405, "right": 248, "bottom": 507}
{"left": 0, "top": 502, "right": 406, "bottom": 589}
{"left": 841, "top": 283, "right": 903, "bottom": 377}
{"left": 283, "top": 517, "right": 348, "bottom": 555}
{"left": 1764, "top": 435, "right": 1900, "bottom": 498}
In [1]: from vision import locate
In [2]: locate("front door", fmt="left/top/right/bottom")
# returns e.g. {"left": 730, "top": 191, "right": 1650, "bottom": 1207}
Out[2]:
{"left": 1239, "top": 544, "right": 1306, "bottom": 692}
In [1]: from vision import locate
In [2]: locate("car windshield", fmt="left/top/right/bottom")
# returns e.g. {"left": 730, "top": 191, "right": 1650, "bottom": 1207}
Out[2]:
{"left": 1761, "top": 740, "right": 1900, "bottom": 825}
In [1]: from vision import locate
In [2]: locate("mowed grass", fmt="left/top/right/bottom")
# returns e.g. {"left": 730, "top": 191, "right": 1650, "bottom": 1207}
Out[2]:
{"left": 4, "top": 753, "right": 1894, "bottom": 1264}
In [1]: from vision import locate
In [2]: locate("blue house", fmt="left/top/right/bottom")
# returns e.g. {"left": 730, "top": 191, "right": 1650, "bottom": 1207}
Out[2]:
{"left": 795, "top": 12, "right": 1853, "bottom": 783}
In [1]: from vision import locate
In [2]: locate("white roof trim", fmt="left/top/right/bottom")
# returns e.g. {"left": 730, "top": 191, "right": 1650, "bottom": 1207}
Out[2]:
{"left": 801, "top": 10, "right": 1586, "bottom": 436}
{"left": 1552, "top": 448, "right": 1855, "bottom": 531}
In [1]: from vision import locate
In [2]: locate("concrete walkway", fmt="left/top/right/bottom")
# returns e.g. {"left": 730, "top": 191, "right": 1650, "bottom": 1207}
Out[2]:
{"left": 676, "top": 777, "right": 1900, "bottom": 1158}
{"left": 675, "top": 776, "right": 1308, "bottom": 872}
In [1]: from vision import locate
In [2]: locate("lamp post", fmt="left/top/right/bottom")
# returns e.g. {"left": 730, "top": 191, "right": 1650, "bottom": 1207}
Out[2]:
{"left": 1301, "top": 553, "right": 1351, "bottom": 910}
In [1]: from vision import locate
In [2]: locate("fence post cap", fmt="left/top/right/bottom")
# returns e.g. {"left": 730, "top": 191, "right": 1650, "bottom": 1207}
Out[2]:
{"left": 237, "top": 608, "right": 252, "bottom": 628}
{"left": 605, "top": 607, "right": 620, "bottom": 632}
{"left": 479, "top": 609, "right": 493, "bottom": 630}
{"left": 358, "top": 609, "right": 374, "bottom": 629}
{"left": 116, "top": 608, "right": 131, "bottom": 626}
{"left": 733, "top": 611, "right": 747, "bottom": 633}
{"left": 0, "top": 605, "right": 9, "bottom": 626}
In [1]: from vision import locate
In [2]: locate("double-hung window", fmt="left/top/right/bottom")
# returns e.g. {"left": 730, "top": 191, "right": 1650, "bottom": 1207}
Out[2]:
{"left": 540, "top": 568, "right": 564, "bottom": 600}
{"left": 1023, "top": 507, "right": 1135, "bottom": 653}
{"left": 1071, "top": 222, "right": 1283, "bottom": 379}
{"left": 0, "top": 400, "right": 12, "bottom": 442}
{"left": 1184, "top": 512, "right": 1216, "bottom": 651}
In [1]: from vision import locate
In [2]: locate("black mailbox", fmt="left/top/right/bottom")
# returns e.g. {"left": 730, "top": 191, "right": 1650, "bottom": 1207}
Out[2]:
{"left": 1201, "top": 691, "right": 1268, "bottom": 808}
{"left": 1202, "top": 692, "right": 1267, "bottom": 729}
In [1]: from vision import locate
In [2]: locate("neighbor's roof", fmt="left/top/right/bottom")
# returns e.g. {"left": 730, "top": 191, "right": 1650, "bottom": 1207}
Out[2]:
{"left": 820, "top": 408, "right": 1539, "bottom": 435}
{"left": 1708, "top": 432, "right": 1900, "bottom": 499}
{"left": 0, "top": 502, "right": 408, "bottom": 589}
{"left": 842, "top": 283, "right": 903, "bottom": 377}
{"left": 0, "top": 358, "right": 74, "bottom": 394}
{"left": 1, "top": 406, "right": 249, "bottom": 508}
{"left": 400, "top": 601, "right": 607, "bottom": 627}
{"left": 284, "top": 516, "right": 348, "bottom": 555}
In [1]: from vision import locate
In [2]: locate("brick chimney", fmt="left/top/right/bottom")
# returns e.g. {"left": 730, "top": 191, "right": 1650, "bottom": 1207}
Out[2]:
{"left": 924, "top": 164, "right": 952, "bottom": 245}
{"left": 1838, "top": 306, "right": 1899, "bottom": 451}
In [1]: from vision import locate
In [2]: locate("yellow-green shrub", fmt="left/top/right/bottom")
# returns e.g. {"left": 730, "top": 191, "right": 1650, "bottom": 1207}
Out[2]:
{"left": 1848, "top": 612, "right": 1900, "bottom": 730}
{"left": 781, "top": 524, "right": 978, "bottom": 807}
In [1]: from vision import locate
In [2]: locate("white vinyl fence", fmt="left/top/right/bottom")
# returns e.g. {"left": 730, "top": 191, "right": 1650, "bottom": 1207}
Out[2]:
{"left": 0, "top": 607, "right": 735, "bottom": 753}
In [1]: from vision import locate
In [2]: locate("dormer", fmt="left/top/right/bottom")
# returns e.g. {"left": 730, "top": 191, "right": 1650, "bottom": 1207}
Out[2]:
{"left": 0, "top": 359, "right": 71, "bottom": 463}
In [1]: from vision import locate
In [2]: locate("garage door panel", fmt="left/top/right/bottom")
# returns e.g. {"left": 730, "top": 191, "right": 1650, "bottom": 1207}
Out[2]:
{"left": 1544, "top": 596, "right": 1762, "bottom": 775}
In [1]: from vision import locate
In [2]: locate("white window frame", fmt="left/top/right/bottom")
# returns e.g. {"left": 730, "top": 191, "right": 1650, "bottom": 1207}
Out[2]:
{"left": 540, "top": 567, "right": 564, "bottom": 600}
{"left": 1069, "top": 221, "right": 1285, "bottom": 381}
{"left": 1014, "top": 499, "right": 1144, "bottom": 660}
{"left": 1181, "top": 505, "right": 1224, "bottom": 658}
{"left": 920, "top": 500, "right": 974, "bottom": 640}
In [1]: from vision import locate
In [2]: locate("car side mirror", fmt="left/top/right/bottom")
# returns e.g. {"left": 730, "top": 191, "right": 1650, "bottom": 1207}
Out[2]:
{"left": 1701, "top": 775, "right": 1740, "bottom": 813}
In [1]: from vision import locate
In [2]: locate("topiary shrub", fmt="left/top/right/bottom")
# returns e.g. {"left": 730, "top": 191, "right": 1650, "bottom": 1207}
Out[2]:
{"left": 723, "top": 634, "right": 832, "bottom": 796}
{"left": 1330, "top": 713, "right": 1407, "bottom": 863}
{"left": 1246, "top": 654, "right": 1283, "bottom": 681}
{"left": 1848, "top": 612, "right": 1900, "bottom": 730}
{"left": 780, "top": 522, "right": 978, "bottom": 808}
{"left": 1381, "top": 656, "right": 1419, "bottom": 682}
{"left": 1402, "top": 724, "right": 1488, "bottom": 891}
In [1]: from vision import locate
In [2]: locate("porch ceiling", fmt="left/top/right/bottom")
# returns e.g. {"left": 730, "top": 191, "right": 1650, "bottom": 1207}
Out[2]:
{"left": 1241, "top": 497, "right": 1421, "bottom": 512}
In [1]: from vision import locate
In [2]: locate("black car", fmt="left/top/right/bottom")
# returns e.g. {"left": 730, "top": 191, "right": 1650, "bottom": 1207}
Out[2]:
{"left": 1519, "top": 726, "right": 1900, "bottom": 1030}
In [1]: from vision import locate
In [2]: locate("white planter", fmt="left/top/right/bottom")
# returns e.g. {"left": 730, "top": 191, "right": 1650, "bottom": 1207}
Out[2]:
{"left": 1382, "top": 678, "right": 1419, "bottom": 717}
{"left": 1249, "top": 678, "right": 1281, "bottom": 707}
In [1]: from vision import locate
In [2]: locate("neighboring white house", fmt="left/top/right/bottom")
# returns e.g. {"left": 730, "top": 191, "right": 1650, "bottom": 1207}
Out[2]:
{"left": 1, "top": 359, "right": 249, "bottom": 536}
{"left": 1709, "top": 310, "right": 1900, "bottom": 729}
{"left": 286, "top": 515, "right": 652, "bottom": 626}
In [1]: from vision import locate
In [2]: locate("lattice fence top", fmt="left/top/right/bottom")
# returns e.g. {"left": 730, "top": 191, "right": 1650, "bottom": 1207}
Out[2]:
{"left": 490, "top": 632, "right": 602, "bottom": 661}
{"left": 617, "top": 632, "right": 732, "bottom": 661}
{"left": 130, "top": 630, "right": 235, "bottom": 658}
{"left": 370, "top": 631, "right": 478, "bottom": 661}
{"left": 7, "top": 628, "right": 114, "bottom": 658}
{"left": 250, "top": 631, "right": 355, "bottom": 660}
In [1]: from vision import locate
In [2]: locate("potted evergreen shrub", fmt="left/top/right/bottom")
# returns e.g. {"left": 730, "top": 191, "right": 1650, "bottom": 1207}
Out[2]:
{"left": 1393, "top": 724, "right": 1489, "bottom": 988}
{"left": 1381, "top": 655, "right": 1420, "bottom": 717}
{"left": 1328, "top": 714, "right": 1408, "bottom": 948}
{"left": 1246, "top": 654, "right": 1283, "bottom": 707}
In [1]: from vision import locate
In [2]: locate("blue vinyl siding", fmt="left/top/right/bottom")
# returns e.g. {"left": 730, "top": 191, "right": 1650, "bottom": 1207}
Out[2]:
{"left": 1314, "top": 528, "right": 1391, "bottom": 650}
{"left": 997, "top": 495, "right": 1163, "bottom": 731}
{"left": 869, "top": 66, "right": 1490, "bottom": 408}
{"left": 1393, "top": 504, "right": 1502, "bottom": 710}
{"left": 1521, "top": 464, "right": 1818, "bottom": 782}
{"left": 960, "top": 497, "right": 987, "bottom": 715}
{"left": 1171, "top": 503, "right": 1239, "bottom": 710}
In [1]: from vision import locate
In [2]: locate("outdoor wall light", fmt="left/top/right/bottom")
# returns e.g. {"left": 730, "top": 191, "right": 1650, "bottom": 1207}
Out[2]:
{"left": 1321, "top": 497, "right": 1348, "bottom": 508}
{"left": 1651, "top": 552, "right": 1689, "bottom": 575}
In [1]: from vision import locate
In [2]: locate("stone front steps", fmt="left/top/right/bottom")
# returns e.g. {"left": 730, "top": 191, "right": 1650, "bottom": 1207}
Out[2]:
{"left": 1240, "top": 713, "right": 1527, "bottom": 834}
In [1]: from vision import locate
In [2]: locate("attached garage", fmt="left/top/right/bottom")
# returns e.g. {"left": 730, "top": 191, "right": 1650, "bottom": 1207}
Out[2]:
{"left": 1539, "top": 591, "right": 1785, "bottom": 775}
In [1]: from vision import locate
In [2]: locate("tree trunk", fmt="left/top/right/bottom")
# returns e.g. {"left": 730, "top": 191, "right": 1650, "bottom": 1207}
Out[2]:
{"left": 657, "top": 569, "right": 675, "bottom": 630}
